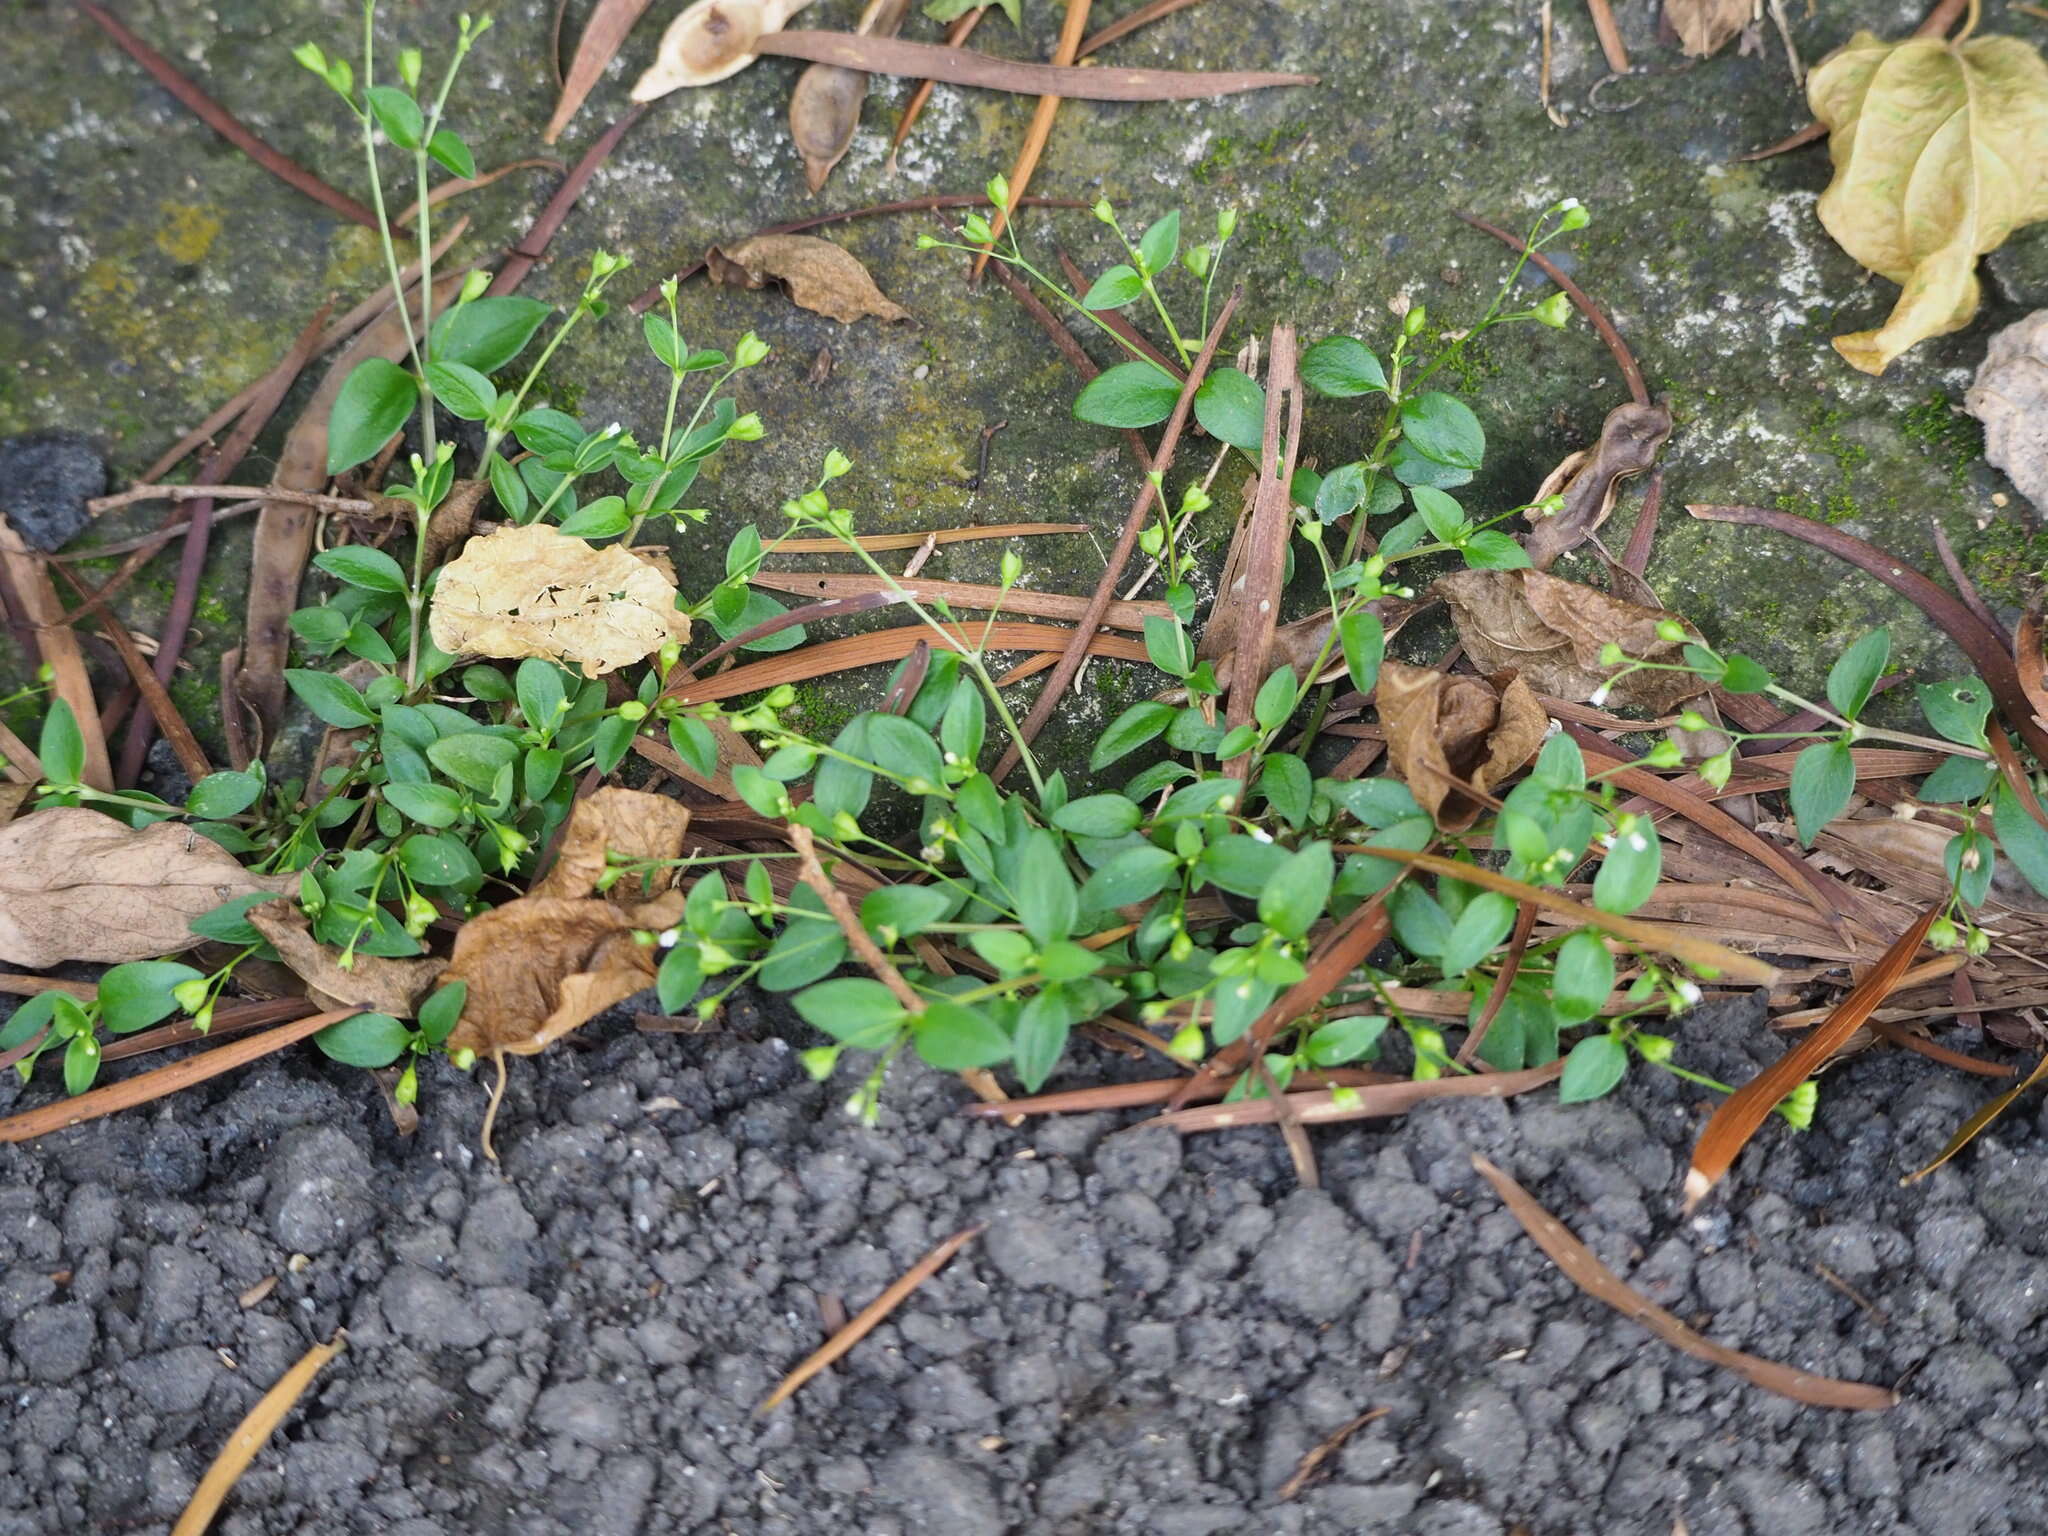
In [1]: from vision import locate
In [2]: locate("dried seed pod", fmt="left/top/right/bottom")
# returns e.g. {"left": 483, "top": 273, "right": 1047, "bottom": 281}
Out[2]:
{"left": 788, "top": 0, "right": 910, "bottom": 193}
{"left": 631, "top": 0, "right": 815, "bottom": 99}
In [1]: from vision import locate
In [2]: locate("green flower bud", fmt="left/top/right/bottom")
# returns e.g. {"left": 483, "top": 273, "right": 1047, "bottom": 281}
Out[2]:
{"left": 1167, "top": 1023, "right": 1205, "bottom": 1061}
{"left": 1403, "top": 303, "right": 1427, "bottom": 337}
{"left": 1643, "top": 739, "right": 1683, "bottom": 768}
{"left": 1093, "top": 198, "right": 1116, "bottom": 225}
{"left": 1655, "top": 619, "right": 1689, "bottom": 644}
{"left": 1678, "top": 710, "right": 1711, "bottom": 733}
{"left": 1532, "top": 291, "right": 1572, "bottom": 329}
{"left": 1777, "top": 1080, "right": 1817, "bottom": 1131}
{"left": 986, "top": 172, "right": 1010, "bottom": 209}
{"left": 394, "top": 1061, "right": 419, "bottom": 1106}
{"left": 172, "top": 978, "right": 212, "bottom": 1015}
{"left": 450, "top": 1046, "right": 477, "bottom": 1071}
{"left": 1699, "top": 749, "right": 1734, "bottom": 790}
{"left": 823, "top": 448, "right": 853, "bottom": 480}
{"left": 916, "top": 233, "right": 940, "bottom": 250}
{"left": 1556, "top": 198, "right": 1590, "bottom": 232}
{"left": 398, "top": 48, "right": 422, "bottom": 92}
{"left": 1217, "top": 207, "right": 1238, "bottom": 240}
{"left": 962, "top": 212, "right": 993, "bottom": 245}
{"left": 797, "top": 489, "right": 831, "bottom": 518}
{"left": 617, "top": 700, "right": 648, "bottom": 722}
{"left": 1184, "top": 244, "right": 1212, "bottom": 279}
{"left": 734, "top": 332, "right": 770, "bottom": 368}
{"left": 728, "top": 413, "right": 765, "bottom": 442}
{"left": 459, "top": 269, "right": 492, "bottom": 304}
{"left": 1598, "top": 641, "right": 1626, "bottom": 667}
{"left": 1632, "top": 1032, "right": 1675, "bottom": 1064}
{"left": 800, "top": 1045, "right": 841, "bottom": 1081}
{"left": 1000, "top": 551, "right": 1023, "bottom": 588}
{"left": 1929, "top": 916, "right": 1960, "bottom": 949}
{"left": 1966, "top": 925, "right": 1991, "bottom": 956}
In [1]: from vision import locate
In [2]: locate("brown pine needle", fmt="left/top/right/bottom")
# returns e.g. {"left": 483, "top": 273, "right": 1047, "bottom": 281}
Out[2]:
{"left": 970, "top": 0, "right": 1093, "bottom": 282}
{"left": 1474, "top": 1156, "right": 1895, "bottom": 1410}
{"left": 172, "top": 1334, "right": 346, "bottom": 1536}
{"left": 889, "top": 6, "right": 987, "bottom": 170}
{"left": 1585, "top": 0, "right": 1630, "bottom": 74}
{"left": 759, "top": 1222, "right": 987, "bottom": 1411}
{"left": 1278, "top": 1406, "right": 1391, "bottom": 1500}
{"left": 1903, "top": 1052, "right": 2048, "bottom": 1185}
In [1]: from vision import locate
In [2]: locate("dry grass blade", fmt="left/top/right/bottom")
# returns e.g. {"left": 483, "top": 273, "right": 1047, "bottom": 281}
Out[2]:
{"left": 1586, "top": 0, "right": 1630, "bottom": 72}
{"left": 76, "top": 0, "right": 378, "bottom": 228}
{"left": 547, "top": 0, "right": 655, "bottom": 142}
{"left": 888, "top": 6, "right": 985, "bottom": 168}
{"left": 664, "top": 621, "right": 1146, "bottom": 706}
{"left": 393, "top": 158, "right": 564, "bottom": 226}
{"left": 1683, "top": 906, "right": 1936, "bottom": 1212}
{"left": 1473, "top": 1155, "right": 1896, "bottom": 1410}
{"left": 1349, "top": 846, "right": 1779, "bottom": 983}
{"left": 961, "top": 1066, "right": 1398, "bottom": 1118}
{"left": 993, "top": 288, "right": 1241, "bottom": 782}
{"left": 171, "top": 1333, "right": 346, "bottom": 1536}
{"left": 1223, "top": 326, "right": 1301, "bottom": 778}
{"left": 970, "top": 0, "right": 1091, "bottom": 282}
{"left": 1279, "top": 1406, "right": 1391, "bottom": 1501}
{"left": 48, "top": 564, "right": 211, "bottom": 785}
{"left": 1688, "top": 504, "right": 2048, "bottom": 764}
{"left": 1077, "top": 0, "right": 1209, "bottom": 55}
{"left": 1155, "top": 1062, "right": 1565, "bottom": 1134}
{"left": 759, "top": 1222, "right": 986, "bottom": 1411}
{"left": 1902, "top": 1052, "right": 2048, "bottom": 1184}
{"left": 0, "top": 515, "right": 111, "bottom": 790}
{"left": 751, "top": 31, "right": 1317, "bottom": 98}
{"left": 0, "top": 1008, "right": 360, "bottom": 1145}
{"left": 772, "top": 521, "right": 1085, "bottom": 552}
{"left": 749, "top": 570, "right": 1170, "bottom": 630}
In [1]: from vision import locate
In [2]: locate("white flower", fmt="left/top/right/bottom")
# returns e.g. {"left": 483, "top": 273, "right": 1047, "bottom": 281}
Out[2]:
{"left": 657, "top": 928, "right": 681, "bottom": 948}
{"left": 1589, "top": 686, "right": 1610, "bottom": 708}
{"left": 1676, "top": 980, "right": 1702, "bottom": 1006}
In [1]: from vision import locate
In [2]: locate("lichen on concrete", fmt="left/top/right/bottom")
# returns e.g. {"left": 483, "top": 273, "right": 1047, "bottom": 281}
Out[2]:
{"left": 2, "top": 0, "right": 2041, "bottom": 763}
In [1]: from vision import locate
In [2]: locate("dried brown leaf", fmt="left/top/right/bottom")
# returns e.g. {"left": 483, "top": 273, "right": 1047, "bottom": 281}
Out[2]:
{"left": 416, "top": 478, "right": 490, "bottom": 570}
{"left": 632, "top": 0, "right": 817, "bottom": 97}
{"left": 534, "top": 787, "right": 692, "bottom": 901}
{"left": 1966, "top": 309, "right": 2048, "bottom": 515}
{"left": 1665, "top": 0, "right": 1755, "bottom": 58}
{"left": 0, "top": 809, "right": 293, "bottom": 968}
{"left": 1436, "top": 569, "right": 1706, "bottom": 714}
{"left": 1523, "top": 402, "right": 1672, "bottom": 570}
{"left": 1377, "top": 662, "right": 1546, "bottom": 830}
{"left": 428, "top": 523, "right": 691, "bottom": 677}
{"left": 245, "top": 901, "right": 445, "bottom": 1017}
{"left": 705, "top": 234, "right": 910, "bottom": 324}
{"left": 790, "top": 0, "right": 910, "bottom": 193}
{"left": 547, "top": 0, "right": 656, "bottom": 143}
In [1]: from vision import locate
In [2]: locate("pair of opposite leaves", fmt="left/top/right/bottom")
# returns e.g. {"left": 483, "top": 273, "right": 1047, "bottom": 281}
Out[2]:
{"left": 1810, "top": 25, "right": 2048, "bottom": 374}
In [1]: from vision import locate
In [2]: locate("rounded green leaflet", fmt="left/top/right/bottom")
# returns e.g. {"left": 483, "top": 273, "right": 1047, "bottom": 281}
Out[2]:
{"left": 1074, "top": 359, "right": 1181, "bottom": 428}
{"left": 315, "top": 1013, "right": 414, "bottom": 1068}
{"left": 911, "top": 1000, "right": 1012, "bottom": 1070}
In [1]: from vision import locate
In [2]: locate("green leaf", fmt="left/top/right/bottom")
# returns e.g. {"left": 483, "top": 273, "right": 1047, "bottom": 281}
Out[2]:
{"left": 313, "top": 545, "right": 407, "bottom": 593}
{"left": 1919, "top": 754, "right": 1997, "bottom": 803}
{"left": 1012, "top": 991, "right": 1070, "bottom": 1092}
{"left": 1016, "top": 829, "right": 1079, "bottom": 945}
{"left": 423, "top": 360, "right": 497, "bottom": 421}
{"left": 1338, "top": 609, "right": 1385, "bottom": 696}
{"left": 285, "top": 669, "right": 376, "bottom": 728}
{"left": 642, "top": 312, "right": 687, "bottom": 369}
{"left": 1082, "top": 264, "right": 1145, "bottom": 309}
{"left": 1918, "top": 677, "right": 1991, "bottom": 748}
{"left": 426, "top": 731, "right": 520, "bottom": 794}
{"left": 399, "top": 833, "right": 481, "bottom": 888}
{"left": 1211, "top": 976, "right": 1276, "bottom": 1045}
{"left": 187, "top": 771, "right": 263, "bottom": 819}
{"left": 97, "top": 961, "right": 205, "bottom": 1034}
{"left": 1198, "top": 834, "right": 1290, "bottom": 898}
{"left": 1298, "top": 336, "right": 1388, "bottom": 397}
{"left": 1945, "top": 825, "right": 1995, "bottom": 907}
{"left": 1144, "top": 616, "right": 1193, "bottom": 677}
{"left": 1592, "top": 820, "right": 1661, "bottom": 915}
{"left": 1257, "top": 753, "right": 1311, "bottom": 828}
{"left": 814, "top": 716, "right": 876, "bottom": 821}
{"left": 418, "top": 981, "right": 467, "bottom": 1045}
{"left": 514, "top": 407, "right": 584, "bottom": 457}
{"left": 486, "top": 452, "right": 530, "bottom": 521}
{"left": 1314, "top": 462, "right": 1368, "bottom": 522}
{"left": 1053, "top": 793, "right": 1143, "bottom": 839}
{"left": 516, "top": 658, "right": 569, "bottom": 735}
{"left": 1081, "top": 844, "right": 1179, "bottom": 908}
{"left": 1558, "top": 1034, "right": 1628, "bottom": 1103}
{"left": 1074, "top": 359, "right": 1181, "bottom": 429}
{"left": 1551, "top": 929, "right": 1616, "bottom": 1024}
{"left": 1411, "top": 485, "right": 1468, "bottom": 544}
{"left": 1789, "top": 739, "right": 1855, "bottom": 845}
{"left": 64, "top": 1033, "right": 100, "bottom": 1096}
{"left": 1388, "top": 881, "right": 1452, "bottom": 957}
{"left": 866, "top": 713, "right": 946, "bottom": 788}
{"left": 314, "top": 1011, "right": 413, "bottom": 1067}
{"left": 1193, "top": 366, "right": 1266, "bottom": 452}
{"left": 860, "top": 884, "right": 953, "bottom": 939}
{"left": 1399, "top": 392, "right": 1485, "bottom": 470}
{"left": 427, "top": 126, "right": 476, "bottom": 179}
{"left": 0, "top": 992, "right": 61, "bottom": 1051}
{"left": 1994, "top": 782, "right": 2048, "bottom": 897}
{"left": 1320, "top": 776, "right": 1422, "bottom": 828}
{"left": 940, "top": 680, "right": 986, "bottom": 768}
{"left": 430, "top": 296, "right": 551, "bottom": 373}
{"left": 758, "top": 905, "right": 846, "bottom": 992}
{"left": 35, "top": 704, "right": 82, "bottom": 786}
{"left": 365, "top": 85, "right": 424, "bottom": 149}
{"left": 1092, "top": 701, "right": 1175, "bottom": 769}
{"left": 1826, "top": 627, "right": 1890, "bottom": 720}
{"left": 912, "top": 1000, "right": 1011, "bottom": 1070}
{"left": 669, "top": 717, "right": 719, "bottom": 780}
{"left": 1258, "top": 841, "right": 1333, "bottom": 941}
{"left": 1136, "top": 210, "right": 1180, "bottom": 274}
{"left": 557, "top": 495, "right": 629, "bottom": 540}
{"left": 1304, "top": 1014, "right": 1388, "bottom": 1065}
{"left": 793, "top": 977, "right": 906, "bottom": 1049}
{"left": 383, "top": 781, "right": 463, "bottom": 827}
{"left": 1461, "top": 531, "right": 1531, "bottom": 570}
{"left": 969, "top": 929, "right": 1037, "bottom": 975}
{"left": 1253, "top": 666, "right": 1298, "bottom": 733}
{"left": 326, "top": 358, "right": 417, "bottom": 475}
{"left": 656, "top": 940, "right": 704, "bottom": 1013}
{"left": 1440, "top": 889, "right": 1516, "bottom": 977}
{"left": 289, "top": 606, "right": 351, "bottom": 650}
{"left": 1719, "top": 653, "right": 1774, "bottom": 693}
{"left": 189, "top": 892, "right": 279, "bottom": 946}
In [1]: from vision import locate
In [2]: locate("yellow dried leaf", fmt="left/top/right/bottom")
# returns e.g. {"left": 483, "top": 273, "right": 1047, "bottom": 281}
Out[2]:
{"left": 1664, "top": 0, "right": 1753, "bottom": 59}
{"left": 1809, "top": 29, "right": 2048, "bottom": 374}
{"left": 705, "top": 235, "right": 911, "bottom": 325}
{"left": 428, "top": 523, "right": 691, "bottom": 678}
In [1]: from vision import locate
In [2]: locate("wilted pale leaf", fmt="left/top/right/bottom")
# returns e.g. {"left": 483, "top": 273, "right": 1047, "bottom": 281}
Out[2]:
{"left": 0, "top": 809, "right": 292, "bottom": 967}
{"left": 1664, "top": 0, "right": 1753, "bottom": 59}
{"left": 534, "top": 787, "right": 693, "bottom": 902}
{"left": 789, "top": 0, "right": 910, "bottom": 193}
{"left": 428, "top": 523, "right": 691, "bottom": 678}
{"left": 1435, "top": 569, "right": 1707, "bottom": 714}
{"left": 705, "top": 235, "right": 911, "bottom": 325}
{"left": 1809, "top": 30, "right": 2048, "bottom": 374}
{"left": 631, "top": 0, "right": 816, "bottom": 97}
{"left": 1377, "top": 662, "right": 1547, "bottom": 831}
{"left": 247, "top": 900, "right": 446, "bottom": 1016}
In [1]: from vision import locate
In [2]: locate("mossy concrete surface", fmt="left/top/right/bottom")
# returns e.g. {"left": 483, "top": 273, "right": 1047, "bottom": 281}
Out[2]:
{"left": 3, "top": 0, "right": 2044, "bottom": 762}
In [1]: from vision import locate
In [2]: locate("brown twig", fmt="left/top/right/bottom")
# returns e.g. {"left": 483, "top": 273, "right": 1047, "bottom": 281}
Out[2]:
{"left": 758, "top": 1222, "right": 986, "bottom": 1411}
{"left": 1055, "top": 248, "right": 1184, "bottom": 376}
{"left": 49, "top": 563, "right": 211, "bottom": 785}
{"left": 0, "top": 515, "right": 111, "bottom": 790}
{"left": 1155, "top": 1063, "right": 1565, "bottom": 1133}
{"left": 1930, "top": 518, "right": 2010, "bottom": 649}
{"left": 971, "top": 0, "right": 1092, "bottom": 282}
{"left": 1222, "top": 326, "right": 1301, "bottom": 777}
{"left": 748, "top": 570, "right": 1170, "bottom": 631}
{"left": 1278, "top": 1407, "right": 1392, "bottom": 1501}
{"left": 1078, "top": 0, "right": 1210, "bottom": 55}
{"left": 1585, "top": 0, "right": 1631, "bottom": 73}
{"left": 1453, "top": 209, "right": 1648, "bottom": 406}
{"left": 993, "top": 287, "right": 1241, "bottom": 782}
{"left": 888, "top": 6, "right": 986, "bottom": 170}
{"left": 393, "top": 158, "right": 565, "bottom": 226}
{"left": 788, "top": 824, "right": 923, "bottom": 1012}
{"left": 1459, "top": 902, "right": 1539, "bottom": 1066}
{"left": 75, "top": 0, "right": 379, "bottom": 228}
{"left": 490, "top": 106, "right": 648, "bottom": 297}
{"left": 88, "top": 484, "right": 376, "bottom": 519}
{"left": 982, "top": 258, "right": 1155, "bottom": 474}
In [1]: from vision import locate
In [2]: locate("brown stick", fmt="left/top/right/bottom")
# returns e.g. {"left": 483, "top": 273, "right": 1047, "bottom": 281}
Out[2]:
{"left": 393, "top": 159, "right": 565, "bottom": 227}
{"left": 888, "top": 7, "right": 986, "bottom": 169}
{"left": 0, "top": 515, "right": 111, "bottom": 790}
{"left": 992, "top": 287, "right": 1240, "bottom": 782}
{"left": 1222, "top": 326, "right": 1301, "bottom": 777}
{"left": 787, "top": 823, "right": 924, "bottom": 1014}
{"left": 75, "top": 1, "right": 379, "bottom": 228}
{"left": 972, "top": 0, "right": 1095, "bottom": 282}
{"left": 1585, "top": 0, "right": 1631, "bottom": 73}
{"left": 490, "top": 106, "right": 648, "bottom": 297}
{"left": 0, "top": 1008, "right": 360, "bottom": 1145}
{"left": 49, "top": 563, "right": 212, "bottom": 785}
{"left": 1156, "top": 1062, "right": 1564, "bottom": 1133}
{"left": 752, "top": 31, "right": 1316, "bottom": 99}
{"left": 982, "top": 258, "right": 1155, "bottom": 473}
{"left": 1459, "top": 902, "right": 1539, "bottom": 1066}
{"left": 758, "top": 1222, "right": 986, "bottom": 1411}
{"left": 747, "top": 570, "right": 1170, "bottom": 630}
{"left": 171, "top": 1334, "right": 346, "bottom": 1536}
{"left": 1078, "top": 0, "right": 1209, "bottom": 55}
{"left": 772, "top": 520, "right": 1088, "bottom": 553}
{"left": 0, "top": 720, "right": 42, "bottom": 785}
{"left": 89, "top": 485, "right": 376, "bottom": 518}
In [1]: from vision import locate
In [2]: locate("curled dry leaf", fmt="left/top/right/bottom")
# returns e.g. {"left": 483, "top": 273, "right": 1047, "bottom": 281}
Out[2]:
{"left": 632, "top": 0, "right": 815, "bottom": 98}
{"left": 1966, "top": 309, "right": 2048, "bottom": 515}
{"left": 1523, "top": 402, "right": 1672, "bottom": 571}
{"left": 1435, "top": 568, "right": 1708, "bottom": 714}
{"left": 415, "top": 478, "right": 490, "bottom": 570}
{"left": 534, "top": 787, "right": 693, "bottom": 902}
{"left": 0, "top": 808, "right": 293, "bottom": 968}
{"left": 790, "top": 0, "right": 910, "bottom": 194}
{"left": 1664, "top": 0, "right": 1755, "bottom": 59}
{"left": 245, "top": 901, "right": 446, "bottom": 1017}
{"left": 1376, "top": 661, "right": 1547, "bottom": 831}
{"left": 1808, "top": 30, "right": 2048, "bottom": 374}
{"left": 428, "top": 523, "right": 691, "bottom": 678}
{"left": 705, "top": 235, "right": 910, "bottom": 324}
